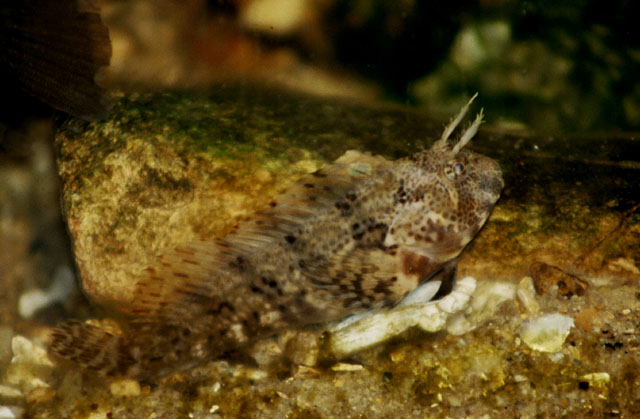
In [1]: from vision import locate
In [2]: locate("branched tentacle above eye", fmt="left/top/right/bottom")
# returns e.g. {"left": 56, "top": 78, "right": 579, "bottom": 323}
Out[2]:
{"left": 433, "top": 92, "right": 478, "bottom": 149}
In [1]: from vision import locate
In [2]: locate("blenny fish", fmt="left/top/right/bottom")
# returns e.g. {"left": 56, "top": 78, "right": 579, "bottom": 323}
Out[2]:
{"left": 50, "top": 95, "right": 503, "bottom": 381}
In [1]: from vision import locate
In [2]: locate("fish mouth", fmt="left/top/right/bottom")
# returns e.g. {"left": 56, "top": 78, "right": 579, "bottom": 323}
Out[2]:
{"left": 475, "top": 157, "right": 504, "bottom": 197}
{"left": 485, "top": 174, "right": 505, "bottom": 196}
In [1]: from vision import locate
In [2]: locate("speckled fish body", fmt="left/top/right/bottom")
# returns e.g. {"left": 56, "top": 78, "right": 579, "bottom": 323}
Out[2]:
{"left": 50, "top": 96, "right": 503, "bottom": 380}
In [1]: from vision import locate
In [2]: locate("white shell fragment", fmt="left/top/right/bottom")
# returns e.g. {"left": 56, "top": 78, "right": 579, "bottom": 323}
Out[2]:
{"left": 519, "top": 313, "right": 574, "bottom": 353}
{"left": 328, "top": 277, "right": 476, "bottom": 358}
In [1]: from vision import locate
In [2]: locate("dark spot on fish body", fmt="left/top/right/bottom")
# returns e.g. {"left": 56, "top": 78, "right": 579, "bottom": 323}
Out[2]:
{"left": 401, "top": 251, "right": 435, "bottom": 278}
{"left": 393, "top": 186, "right": 407, "bottom": 204}
{"left": 229, "top": 255, "right": 248, "bottom": 272}
{"left": 335, "top": 271, "right": 347, "bottom": 281}
{"left": 353, "top": 274, "right": 364, "bottom": 292}
{"left": 206, "top": 301, "right": 235, "bottom": 316}
{"left": 369, "top": 222, "right": 387, "bottom": 233}
{"left": 335, "top": 200, "right": 352, "bottom": 216}
{"left": 373, "top": 281, "right": 390, "bottom": 295}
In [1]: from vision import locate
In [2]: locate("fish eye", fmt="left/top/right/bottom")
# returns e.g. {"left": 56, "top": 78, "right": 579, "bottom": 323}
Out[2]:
{"left": 452, "top": 161, "right": 465, "bottom": 175}
{"left": 443, "top": 159, "right": 466, "bottom": 180}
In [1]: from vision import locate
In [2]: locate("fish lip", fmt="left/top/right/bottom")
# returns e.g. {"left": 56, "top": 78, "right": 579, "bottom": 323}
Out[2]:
{"left": 478, "top": 170, "right": 504, "bottom": 197}
{"left": 493, "top": 175, "right": 505, "bottom": 194}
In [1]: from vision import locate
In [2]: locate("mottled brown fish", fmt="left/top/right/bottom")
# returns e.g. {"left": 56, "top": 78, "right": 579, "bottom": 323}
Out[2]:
{"left": 50, "top": 95, "right": 503, "bottom": 381}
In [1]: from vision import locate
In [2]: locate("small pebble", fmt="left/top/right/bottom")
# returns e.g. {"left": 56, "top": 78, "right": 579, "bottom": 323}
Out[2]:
{"left": 292, "top": 365, "right": 322, "bottom": 378}
{"left": 516, "top": 277, "right": 539, "bottom": 313}
{"left": 249, "top": 339, "right": 282, "bottom": 368}
{"left": 468, "top": 281, "right": 516, "bottom": 324}
{"left": 389, "top": 350, "right": 405, "bottom": 363}
{"left": 581, "top": 372, "right": 610, "bottom": 389}
{"left": 519, "top": 313, "right": 574, "bottom": 353}
{"left": 331, "top": 363, "right": 363, "bottom": 372}
{"left": 0, "top": 406, "right": 24, "bottom": 419}
{"left": 26, "top": 387, "right": 56, "bottom": 404}
{"left": 232, "top": 367, "right": 268, "bottom": 381}
{"left": 445, "top": 312, "right": 474, "bottom": 336}
{"left": 607, "top": 257, "right": 640, "bottom": 274}
{"left": 11, "top": 336, "right": 52, "bottom": 366}
{"left": 284, "top": 331, "right": 319, "bottom": 367}
{"left": 0, "top": 385, "right": 22, "bottom": 399}
{"left": 109, "top": 379, "right": 141, "bottom": 397}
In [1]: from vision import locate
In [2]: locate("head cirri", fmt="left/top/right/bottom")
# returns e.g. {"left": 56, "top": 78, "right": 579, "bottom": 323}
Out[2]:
{"left": 384, "top": 94, "right": 504, "bottom": 261}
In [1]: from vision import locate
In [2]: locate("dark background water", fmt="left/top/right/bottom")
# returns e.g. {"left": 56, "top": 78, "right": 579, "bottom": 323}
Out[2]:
{"left": 198, "top": 0, "right": 640, "bottom": 132}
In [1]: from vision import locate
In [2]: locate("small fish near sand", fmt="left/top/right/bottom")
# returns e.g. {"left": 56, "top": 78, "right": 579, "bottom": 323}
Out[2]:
{"left": 50, "top": 95, "right": 503, "bottom": 381}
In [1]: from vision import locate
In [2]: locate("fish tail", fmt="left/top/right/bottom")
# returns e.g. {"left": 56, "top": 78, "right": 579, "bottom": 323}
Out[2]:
{"left": 49, "top": 320, "right": 138, "bottom": 378}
